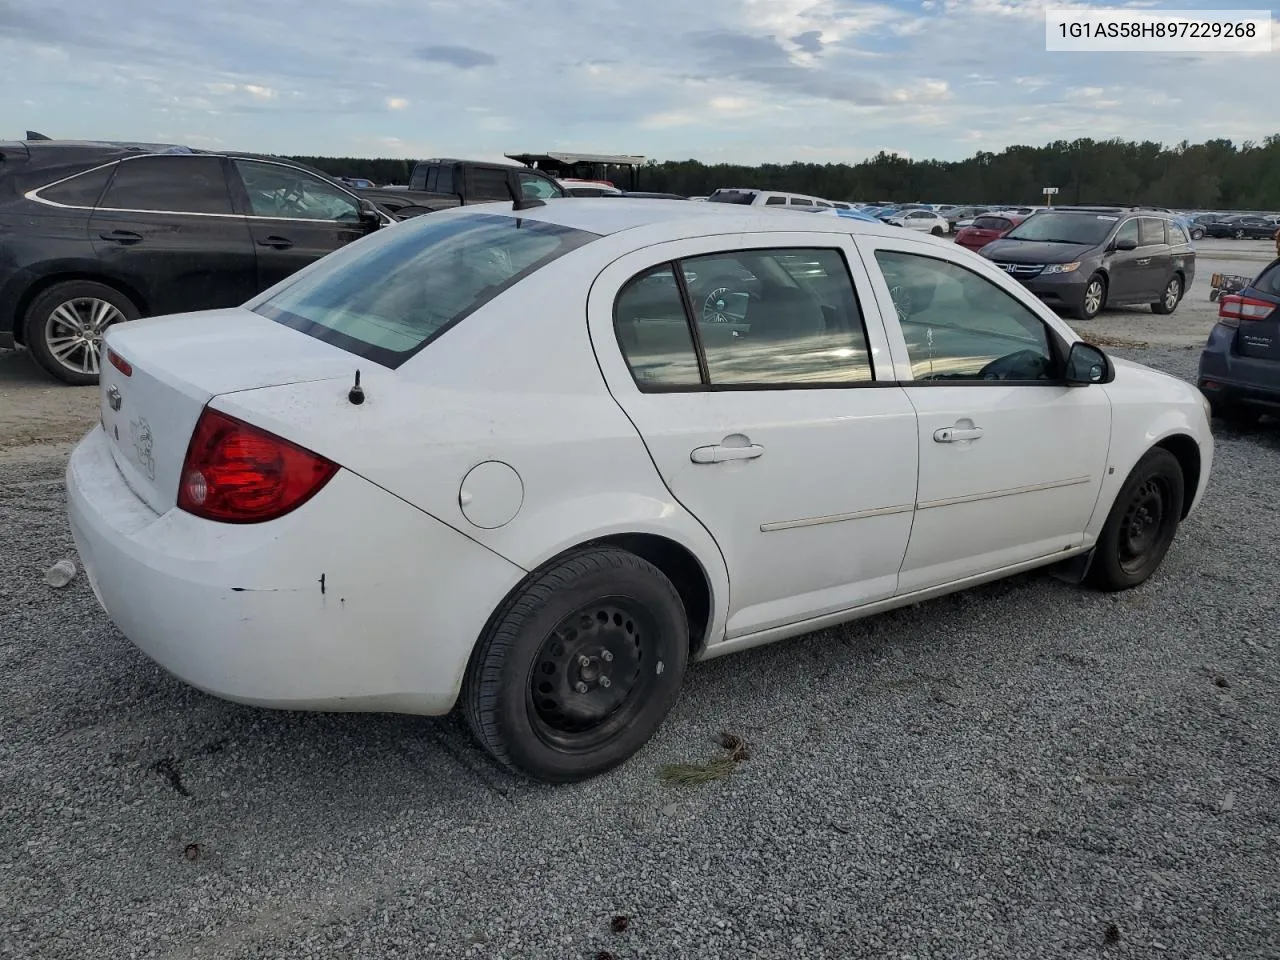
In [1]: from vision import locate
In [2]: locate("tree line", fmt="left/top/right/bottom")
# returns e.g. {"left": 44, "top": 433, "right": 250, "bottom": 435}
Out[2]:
{"left": 291, "top": 135, "right": 1280, "bottom": 210}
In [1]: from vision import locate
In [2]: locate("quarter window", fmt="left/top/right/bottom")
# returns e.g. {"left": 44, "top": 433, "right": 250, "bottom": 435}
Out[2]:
{"left": 874, "top": 250, "right": 1056, "bottom": 382}
{"left": 39, "top": 164, "right": 116, "bottom": 207}
{"left": 1139, "top": 218, "right": 1168, "bottom": 246}
{"left": 234, "top": 161, "right": 360, "bottom": 221}
{"left": 613, "top": 266, "right": 702, "bottom": 387}
{"left": 99, "top": 156, "right": 233, "bottom": 215}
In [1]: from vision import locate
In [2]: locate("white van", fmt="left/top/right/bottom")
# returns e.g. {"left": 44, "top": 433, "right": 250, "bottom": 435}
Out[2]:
{"left": 705, "top": 187, "right": 853, "bottom": 211}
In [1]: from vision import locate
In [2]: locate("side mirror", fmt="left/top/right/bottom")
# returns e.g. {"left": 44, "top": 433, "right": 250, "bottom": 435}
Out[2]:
{"left": 1064, "top": 341, "right": 1114, "bottom": 386}
{"left": 1112, "top": 237, "right": 1138, "bottom": 252}
{"left": 357, "top": 199, "right": 384, "bottom": 228}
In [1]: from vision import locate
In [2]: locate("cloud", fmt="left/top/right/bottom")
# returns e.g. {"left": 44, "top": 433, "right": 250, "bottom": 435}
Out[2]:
{"left": 0, "top": 0, "right": 1275, "bottom": 166}
{"left": 414, "top": 44, "right": 496, "bottom": 69}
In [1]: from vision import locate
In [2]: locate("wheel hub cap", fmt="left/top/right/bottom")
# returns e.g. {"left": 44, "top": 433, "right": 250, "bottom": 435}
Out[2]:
{"left": 44, "top": 297, "right": 126, "bottom": 375}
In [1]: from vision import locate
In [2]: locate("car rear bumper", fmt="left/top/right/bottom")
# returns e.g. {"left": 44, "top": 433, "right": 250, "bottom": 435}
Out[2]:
{"left": 1197, "top": 325, "right": 1280, "bottom": 409}
{"left": 66, "top": 426, "right": 525, "bottom": 715}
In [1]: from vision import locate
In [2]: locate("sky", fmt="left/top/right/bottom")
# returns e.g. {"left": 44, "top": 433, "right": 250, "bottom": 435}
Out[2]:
{"left": 2, "top": 0, "right": 1278, "bottom": 166}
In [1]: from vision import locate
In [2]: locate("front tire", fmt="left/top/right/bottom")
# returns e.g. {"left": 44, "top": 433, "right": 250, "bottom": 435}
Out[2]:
{"left": 1234, "top": 229, "right": 1245, "bottom": 239}
{"left": 1070, "top": 274, "right": 1107, "bottom": 321}
{"left": 1086, "top": 448, "right": 1185, "bottom": 592}
{"left": 930, "top": 226, "right": 945, "bottom": 236}
{"left": 23, "top": 280, "right": 139, "bottom": 385}
{"left": 462, "top": 547, "right": 689, "bottom": 783}
{"left": 1150, "top": 275, "right": 1183, "bottom": 315}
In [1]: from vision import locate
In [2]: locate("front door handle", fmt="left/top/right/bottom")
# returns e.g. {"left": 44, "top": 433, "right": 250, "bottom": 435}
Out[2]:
{"left": 690, "top": 441, "right": 765, "bottom": 464}
{"left": 99, "top": 230, "right": 143, "bottom": 245}
{"left": 258, "top": 236, "right": 294, "bottom": 250}
{"left": 1136, "top": 258, "right": 1151, "bottom": 265}
{"left": 933, "top": 426, "right": 983, "bottom": 443}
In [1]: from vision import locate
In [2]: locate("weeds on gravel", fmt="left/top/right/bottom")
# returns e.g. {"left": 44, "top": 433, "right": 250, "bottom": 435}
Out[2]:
{"left": 658, "top": 732, "right": 749, "bottom": 785}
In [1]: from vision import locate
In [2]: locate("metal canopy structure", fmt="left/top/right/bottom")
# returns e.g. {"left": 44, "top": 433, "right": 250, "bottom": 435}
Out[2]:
{"left": 505, "top": 151, "right": 647, "bottom": 190}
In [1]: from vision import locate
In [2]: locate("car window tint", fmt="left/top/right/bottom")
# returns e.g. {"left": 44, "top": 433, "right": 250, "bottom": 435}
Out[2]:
{"left": 424, "top": 166, "right": 438, "bottom": 192}
{"left": 765, "top": 196, "right": 786, "bottom": 205}
{"left": 874, "top": 250, "right": 1054, "bottom": 382}
{"left": 234, "top": 161, "right": 359, "bottom": 221}
{"left": 1140, "top": 218, "right": 1168, "bottom": 245}
{"left": 470, "top": 168, "right": 511, "bottom": 202}
{"left": 789, "top": 198, "right": 813, "bottom": 206}
{"left": 613, "top": 265, "right": 702, "bottom": 388}
{"left": 99, "top": 156, "right": 233, "bottom": 214}
{"left": 39, "top": 163, "right": 115, "bottom": 207}
{"left": 1114, "top": 219, "right": 1139, "bottom": 246}
{"left": 678, "top": 248, "right": 873, "bottom": 386}
{"left": 1253, "top": 263, "right": 1280, "bottom": 297}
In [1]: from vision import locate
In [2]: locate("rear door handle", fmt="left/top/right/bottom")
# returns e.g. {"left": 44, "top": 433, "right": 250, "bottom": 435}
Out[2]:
{"left": 258, "top": 236, "right": 294, "bottom": 250}
{"left": 690, "top": 442, "right": 765, "bottom": 464}
{"left": 99, "top": 230, "right": 143, "bottom": 245}
{"left": 933, "top": 426, "right": 983, "bottom": 443}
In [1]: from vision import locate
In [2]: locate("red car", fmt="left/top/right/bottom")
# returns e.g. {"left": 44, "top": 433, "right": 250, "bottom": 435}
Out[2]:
{"left": 955, "top": 213, "right": 1025, "bottom": 252}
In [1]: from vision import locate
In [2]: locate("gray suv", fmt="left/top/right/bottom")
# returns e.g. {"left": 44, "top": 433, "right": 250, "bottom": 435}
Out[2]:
{"left": 977, "top": 207, "right": 1196, "bottom": 321}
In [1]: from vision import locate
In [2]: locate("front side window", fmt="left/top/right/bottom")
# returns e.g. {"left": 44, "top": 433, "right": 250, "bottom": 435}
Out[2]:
{"left": 99, "top": 155, "right": 233, "bottom": 215}
{"left": 517, "top": 172, "right": 561, "bottom": 199}
{"left": 875, "top": 250, "right": 1055, "bottom": 382}
{"left": 765, "top": 196, "right": 786, "bottom": 206}
{"left": 252, "top": 212, "right": 598, "bottom": 368}
{"left": 1139, "top": 218, "right": 1168, "bottom": 246}
{"left": 234, "top": 161, "right": 359, "bottom": 221}
{"left": 39, "top": 163, "right": 116, "bottom": 207}
{"left": 1114, "top": 219, "right": 1139, "bottom": 247}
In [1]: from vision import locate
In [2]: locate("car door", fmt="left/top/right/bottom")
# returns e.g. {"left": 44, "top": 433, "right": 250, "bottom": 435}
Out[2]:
{"left": 88, "top": 154, "right": 257, "bottom": 315}
{"left": 853, "top": 233, "right": 1112, "bottom": 593}
{"left": 587, "top": 234, "right": 919, "bottom": 640}
{"left": 228, "top": 158, "right": 372, "bottom": 292}
{"left": 1102, "top": 217, "right": 1144, "bottom": 303}
{"left": 1136, "top": 217, "right": 1172, "bottom": 299}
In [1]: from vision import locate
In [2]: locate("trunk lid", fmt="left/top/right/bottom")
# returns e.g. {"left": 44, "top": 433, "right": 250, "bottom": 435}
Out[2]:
{"left": 99, "top": 308, "right": 361, "bottom": 514}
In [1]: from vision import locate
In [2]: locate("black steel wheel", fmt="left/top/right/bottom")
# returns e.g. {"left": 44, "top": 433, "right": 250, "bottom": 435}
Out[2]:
{"left": 1087, "top": 448, "right": 1185, "bottom": 591}
{"left": 463, "top": 547, "right": 689, "bottom": 783}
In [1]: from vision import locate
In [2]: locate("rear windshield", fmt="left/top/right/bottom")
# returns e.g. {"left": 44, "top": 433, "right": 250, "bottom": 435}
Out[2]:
{"left": 251, "top": 212, "right": 599, "bottom": 368}
{"left": 1005, "top": 212, "right": 1116, "bottom": 246}
{"left": 972, "top": 216, "right": 1010, "bottom": 231}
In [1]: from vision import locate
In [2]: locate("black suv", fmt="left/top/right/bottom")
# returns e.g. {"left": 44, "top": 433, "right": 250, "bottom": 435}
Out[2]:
{"left": 0, "top": 138, "right": 386, "bottom": 384}
{"left": 977, "top": 206, "right": 1196, "bottom": 321}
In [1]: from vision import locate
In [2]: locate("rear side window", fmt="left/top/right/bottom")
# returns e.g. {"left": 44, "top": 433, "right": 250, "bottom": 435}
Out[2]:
{"left": 38, "top": 163, "right": 116, "bottom": 207}
{"left": 765, "top": 196, "right": 786, "bottom": 206}
{"left": 470, "top": 168, "right": 511, "bottom": 202}
{"left": 251, "top": 212, "right": 599, "bottom": 369}
{"left": 1139, "top": 218, "right": 1168, "bottom": 245}
{"left": 436, "top": 166, "right": 454, "bottom": 194}
{"left": 99, "top": 156, "right": 233, "bottom": 215}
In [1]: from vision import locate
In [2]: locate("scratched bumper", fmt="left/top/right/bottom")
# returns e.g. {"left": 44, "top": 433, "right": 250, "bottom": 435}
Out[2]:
{"left": 66, "top": 426, "right": 524, "bottom": 715}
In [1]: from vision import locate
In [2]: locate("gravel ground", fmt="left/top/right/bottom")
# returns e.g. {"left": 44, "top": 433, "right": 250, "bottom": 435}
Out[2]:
{"left": 1, "top": 346, "right": 1278, "bottom": 959}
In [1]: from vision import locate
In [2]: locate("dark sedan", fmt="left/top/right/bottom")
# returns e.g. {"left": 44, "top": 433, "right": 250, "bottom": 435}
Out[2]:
{"left": 1198, "top": 258, "right": 1280, "bottom": 423}
{"left": 1204, "top": 215, "right": 1275, "bottom": 239}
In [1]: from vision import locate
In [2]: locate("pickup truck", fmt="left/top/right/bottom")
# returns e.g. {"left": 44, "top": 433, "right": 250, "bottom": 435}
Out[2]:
{"left": 360, "top": 158, "right": 567, "bottom": 220}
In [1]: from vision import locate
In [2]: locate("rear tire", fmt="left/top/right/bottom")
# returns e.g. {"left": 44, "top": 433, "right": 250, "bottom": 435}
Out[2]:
{"left": 23, "top": 280, "right": 139, "bottom": 385}
{"left": 462, "top": 547, "right": 689, "bottom": 783}
{"left": 930, "top": 226, "right": 944, "bottom": 236}
{"left": 1086, "top": 448, "right": 1184, "bottom": 592}
{"left": 1234, "top": 229, "right": 1245, "bottom": 239}
{"left": 1150, "top": 275, "right": 1182, "bottom": 315}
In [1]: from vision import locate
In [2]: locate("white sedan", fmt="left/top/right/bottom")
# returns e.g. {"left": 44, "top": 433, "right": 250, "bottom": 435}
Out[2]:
{"left": 885, "top": 209, "right": 952, "bottom": 235}
{"left": 66, "top": 199, "right": 1214, "bottom": 783}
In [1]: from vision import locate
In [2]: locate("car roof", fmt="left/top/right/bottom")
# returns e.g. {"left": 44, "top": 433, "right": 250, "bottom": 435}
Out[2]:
{"left": 434, "top": 197, "right": 918, "bottom": 242}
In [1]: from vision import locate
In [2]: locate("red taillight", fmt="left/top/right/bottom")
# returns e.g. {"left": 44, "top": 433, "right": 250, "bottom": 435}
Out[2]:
{"left": 1218, "top": 294, "right": 1275, "bottom": 327}
{"left": 177, "top": 408, "right": 338, "bottom": 524}
{"left": 107, "top": 349, "right": 132, "bottom": 377}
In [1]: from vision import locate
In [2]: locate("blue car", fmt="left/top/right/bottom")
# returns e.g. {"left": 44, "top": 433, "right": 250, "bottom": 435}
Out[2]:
{"left": 1197, "top": 258, "right": 1280, "bottom": 423}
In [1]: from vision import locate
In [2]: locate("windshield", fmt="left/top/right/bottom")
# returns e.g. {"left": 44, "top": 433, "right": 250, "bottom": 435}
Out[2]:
{"left": 707, "top": 191, "right": 757, "bottom": 205}
{"left": 251, "top": 212, "right": 599, "bottom": 368}
{"left": 1004, "top": 212, "right": 1116, "bottom": 245}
